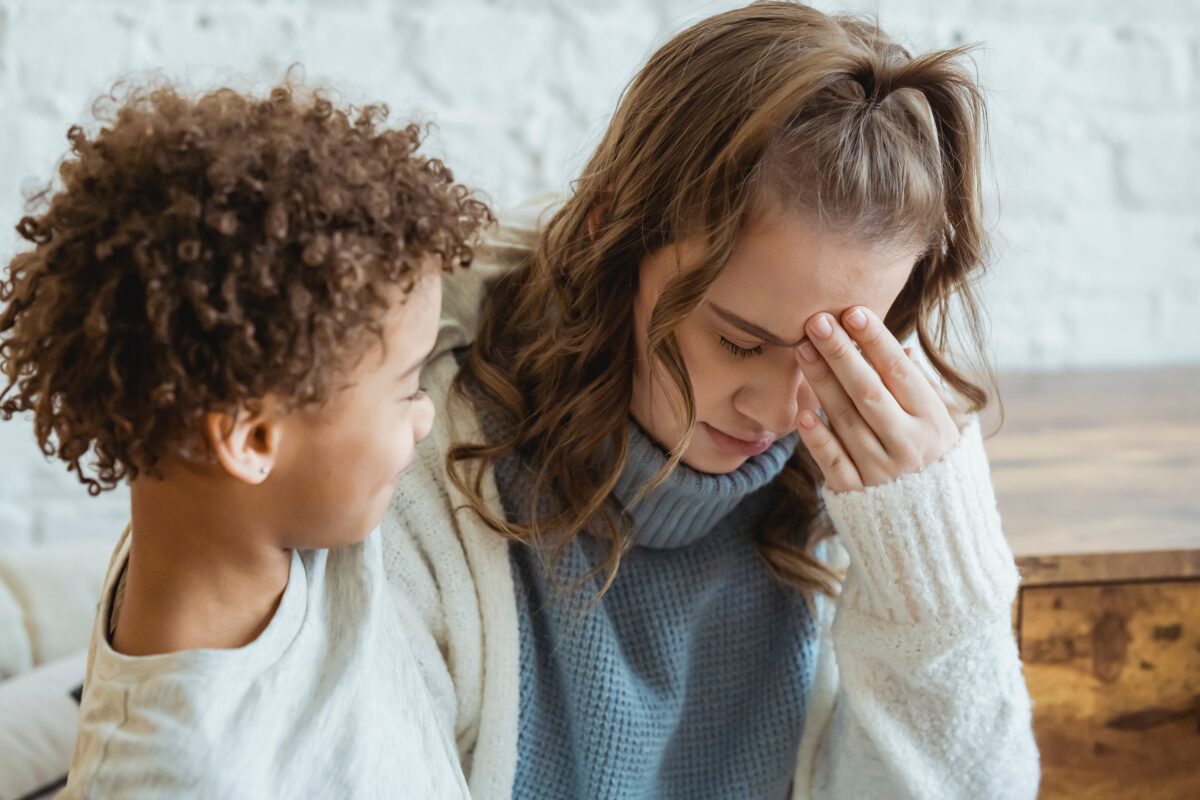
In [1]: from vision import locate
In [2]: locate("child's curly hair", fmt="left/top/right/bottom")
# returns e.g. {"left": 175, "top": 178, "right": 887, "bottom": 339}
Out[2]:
{"left": 0, "top": 79, "right": 492, "bottom": 495}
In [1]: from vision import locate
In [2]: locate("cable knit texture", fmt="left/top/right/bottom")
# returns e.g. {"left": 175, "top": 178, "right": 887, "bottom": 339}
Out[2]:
{"left": 379, "top": 195, "right": 1041, "bottom": 799}
{"left": 822, "top": 416, "right": 1020, "bottom": 625}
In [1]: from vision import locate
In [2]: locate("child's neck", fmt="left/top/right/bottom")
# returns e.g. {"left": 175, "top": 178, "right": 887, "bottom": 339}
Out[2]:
{"left": 115, "top": 471, "right": 293, "bottom": 656}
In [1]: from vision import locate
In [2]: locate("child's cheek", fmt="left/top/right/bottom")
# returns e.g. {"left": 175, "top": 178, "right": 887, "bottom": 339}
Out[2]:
{"left": 386, "top": 424, "right": 420, "bottom": 482}
{"left": 391, "top": 434, "right": 417, "bottom": 482}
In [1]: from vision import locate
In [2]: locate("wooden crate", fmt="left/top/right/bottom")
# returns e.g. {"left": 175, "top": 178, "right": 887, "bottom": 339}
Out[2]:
{"left": 984, "top": 366, "right": 1200, "bottom": 799}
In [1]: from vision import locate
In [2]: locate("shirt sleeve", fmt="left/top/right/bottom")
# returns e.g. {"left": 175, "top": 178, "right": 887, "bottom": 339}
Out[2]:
{"left": 59, "top": 679, "right": 224, "bottom": 799}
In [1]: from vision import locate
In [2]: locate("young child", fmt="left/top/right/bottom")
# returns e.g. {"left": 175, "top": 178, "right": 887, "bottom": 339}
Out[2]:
{"left": 0, "top": 80, "right": 490, "bottom": 797}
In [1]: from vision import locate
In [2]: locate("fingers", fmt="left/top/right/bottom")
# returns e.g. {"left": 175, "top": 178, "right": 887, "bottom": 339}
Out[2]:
{"left": 797, "top": 409, "right": 862, "bottom": 493}
{"left": 838, "top": 307, "right": 942, "bottom": 419}
{"left": 904, "top": 346, "right": 970, "bottom": 431}
{"left": 794, "top": 308, "right": 968, "bottom": 493}
{"left": 796, "top": 336, "right": 891, "bottom": 481}
{"left": 801, "top": 310, "right": 912, "bottom": 459}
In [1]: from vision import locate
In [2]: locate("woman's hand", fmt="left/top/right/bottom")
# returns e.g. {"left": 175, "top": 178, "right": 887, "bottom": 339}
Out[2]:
{"left": 794, "top": 306, "right": 968, "bottom": 493}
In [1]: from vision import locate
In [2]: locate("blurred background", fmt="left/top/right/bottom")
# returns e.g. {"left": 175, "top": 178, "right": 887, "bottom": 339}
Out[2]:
{"left": 0, "top": 0, "right": 1197, "bottom": 547}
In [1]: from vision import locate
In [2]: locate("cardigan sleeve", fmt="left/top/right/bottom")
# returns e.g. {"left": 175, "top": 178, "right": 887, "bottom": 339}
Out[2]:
{"left": 798, "top": 415, "right": 1041, "bottom": 799}
{"left": 380, "top": 348, "right": 524, "bottom": 800}
{"left": 377, "top": 193, "right": 553, "bottom": 799}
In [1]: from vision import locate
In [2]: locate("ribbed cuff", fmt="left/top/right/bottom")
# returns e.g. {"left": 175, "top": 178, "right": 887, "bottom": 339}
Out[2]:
{"left": 819, "top": 415, "right": 1020, "bottom": 625}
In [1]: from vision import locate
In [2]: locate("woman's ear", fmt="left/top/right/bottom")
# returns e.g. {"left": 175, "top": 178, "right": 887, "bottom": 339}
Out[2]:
{"left": 203, "top": 398, "right": 284, "bottom": 485}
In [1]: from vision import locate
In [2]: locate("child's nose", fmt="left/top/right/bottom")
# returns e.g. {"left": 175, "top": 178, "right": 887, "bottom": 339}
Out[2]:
{"left": 413, "top": 394, "right": 436, "bottom": 442}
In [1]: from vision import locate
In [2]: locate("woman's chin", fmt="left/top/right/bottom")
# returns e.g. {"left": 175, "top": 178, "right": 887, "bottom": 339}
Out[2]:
{"left": 679, "top": 442, "right": 750, "bottom": 475}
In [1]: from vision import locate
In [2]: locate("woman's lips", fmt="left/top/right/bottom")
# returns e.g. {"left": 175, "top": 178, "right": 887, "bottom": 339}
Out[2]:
{"left": 701, "top": 422, "right": 774, "bottom": 457}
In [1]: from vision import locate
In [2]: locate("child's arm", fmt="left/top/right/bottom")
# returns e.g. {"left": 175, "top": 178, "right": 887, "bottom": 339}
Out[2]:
{"left": 60, "top": 682, "right": 215, "bottom": 800}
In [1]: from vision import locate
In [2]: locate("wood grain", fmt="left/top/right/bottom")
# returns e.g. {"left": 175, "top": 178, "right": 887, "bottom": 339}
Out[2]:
{"left": 1017, "top": 550, "right": 1200, "bottom": 588}
{"left": 1019, "top": 580, "right": 1200, "bottom": 799}
{"left": 981, "top": 366, "right": 1200, "bottom": 558}
{"left": 986, "top": 366, "right": 1200, "bottom": 798}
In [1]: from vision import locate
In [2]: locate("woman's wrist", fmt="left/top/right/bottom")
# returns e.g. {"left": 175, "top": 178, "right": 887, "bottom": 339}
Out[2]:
{"left": 820, "top": 415, "right": 1020, "bottom": 625}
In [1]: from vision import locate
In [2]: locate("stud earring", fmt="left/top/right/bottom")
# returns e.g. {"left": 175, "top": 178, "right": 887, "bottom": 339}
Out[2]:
{"left": 259, "top": 466, "right": 270, "bottom": 476}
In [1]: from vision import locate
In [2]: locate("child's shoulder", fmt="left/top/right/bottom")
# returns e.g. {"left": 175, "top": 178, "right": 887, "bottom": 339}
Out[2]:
{"left": 88, "top": 540, "right": 309, "bottom": 686}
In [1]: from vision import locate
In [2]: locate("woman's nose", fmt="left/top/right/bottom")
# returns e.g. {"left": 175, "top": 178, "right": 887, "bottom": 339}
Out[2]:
{"left": 736, "top": 354, "right": 805, "bottom": 435}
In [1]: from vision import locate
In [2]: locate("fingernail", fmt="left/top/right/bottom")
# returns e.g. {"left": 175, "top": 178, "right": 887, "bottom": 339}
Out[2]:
{"left": 809, "top": 314, "right": 833, "bottom": 339}
{"left": 846, "top": 308, "right": 867, "bottom": 330}
{"left": 799, "top": 411, "right": 817, "bottom": 429}
{"left": 799, "top": 341, "right": 818, "bottom": 363}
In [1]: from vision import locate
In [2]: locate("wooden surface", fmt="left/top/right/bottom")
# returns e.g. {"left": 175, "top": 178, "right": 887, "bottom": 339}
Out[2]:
{"left": 982, "top": 366, "right": 1200, "bottom": 558}
{"left": 984, "top": 365, "right": 1200, "bottom": 799}
{"left": 1019, "top": 581, "right": 1200, "bottom": 799}
{"left": 1016, "top": 550, "right": 1200, "bottom": 588}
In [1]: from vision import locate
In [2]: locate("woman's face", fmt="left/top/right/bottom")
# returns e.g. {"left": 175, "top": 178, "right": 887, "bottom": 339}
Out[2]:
{"left": 630, "top": 208, "right": 921, "bottom": 474}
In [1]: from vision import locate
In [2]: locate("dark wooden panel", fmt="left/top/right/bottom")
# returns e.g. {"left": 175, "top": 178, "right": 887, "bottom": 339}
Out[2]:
{"left": 1019, "top": 580, "right": 1200, "bottom": 799}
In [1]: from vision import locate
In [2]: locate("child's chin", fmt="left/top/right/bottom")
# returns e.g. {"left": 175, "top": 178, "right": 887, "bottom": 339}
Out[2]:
{"left": 319, "top": 507, "right": 389, "bottom": 549}
{"left": 305, "top": 476, "right": 406, "bottom": 549}
{"left": 316, "top": 525, "right": 377, "bottom": 549}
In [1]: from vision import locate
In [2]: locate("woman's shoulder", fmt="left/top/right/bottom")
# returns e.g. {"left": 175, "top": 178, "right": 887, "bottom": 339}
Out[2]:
{"left": 386, "top": 353, "right": 472, "bottom": 534}
{"left": 382, "top": 347, "right": 505, "bottom": 584}
{"left": 437, "top": 193, "right": 564, "bottom": 357}
{"left": 478, "top": 191, "right": 563, "bottom": 261}
{"left": 397, "top": 183, "right": 553, "bottom": 563}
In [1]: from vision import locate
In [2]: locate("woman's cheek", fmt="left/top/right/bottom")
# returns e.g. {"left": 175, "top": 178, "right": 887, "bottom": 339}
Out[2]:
{"left": 688, "top": 341, "right": 728, "bottom": 414}
{"left": 677, "top": 326, "right": 714, "bottom": 381}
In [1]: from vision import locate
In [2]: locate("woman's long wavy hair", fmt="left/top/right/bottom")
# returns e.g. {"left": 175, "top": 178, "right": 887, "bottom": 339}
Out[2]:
{"left": 449, "top": 2, "right": 995, "bottom": 600}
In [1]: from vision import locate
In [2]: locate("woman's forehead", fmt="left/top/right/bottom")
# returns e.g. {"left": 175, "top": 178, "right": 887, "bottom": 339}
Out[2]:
{"left": 708, "top": 212, "right": 920, "bottom": 330}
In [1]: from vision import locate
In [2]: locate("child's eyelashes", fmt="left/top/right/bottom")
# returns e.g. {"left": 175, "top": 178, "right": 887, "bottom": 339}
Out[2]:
{"left": 718, "top": 336, "right": 763, "bottom": 359}
{"left": 401, "top": 388, "right": 427, "bottom": 404}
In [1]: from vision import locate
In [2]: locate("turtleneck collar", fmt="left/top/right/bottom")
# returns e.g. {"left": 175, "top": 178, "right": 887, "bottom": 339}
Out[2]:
{"left": 611, "top": 421, "right": 798, "bottom": 550}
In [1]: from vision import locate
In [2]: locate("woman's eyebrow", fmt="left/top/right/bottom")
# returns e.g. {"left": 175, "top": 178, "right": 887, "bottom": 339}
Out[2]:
{"left": 707, "top": 302, "right": 809, "bottom": 348}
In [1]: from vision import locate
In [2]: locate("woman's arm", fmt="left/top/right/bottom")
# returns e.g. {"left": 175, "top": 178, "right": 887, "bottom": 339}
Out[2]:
{"left": 801, "top": 417, "right": 1039, "bottom": 799}
{"left": 789, "top": 306, "right": 1039, "bottom": 799}
{"left": 380, "top": 346, "right": 524, "bottom": 798}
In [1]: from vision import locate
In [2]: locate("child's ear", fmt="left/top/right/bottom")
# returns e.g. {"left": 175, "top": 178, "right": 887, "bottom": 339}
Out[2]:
{"left": 586, "top": 190, "right": 613, "bottom": 240}
{"left": 203, "top": 398, "right": 283, "bottom": 485}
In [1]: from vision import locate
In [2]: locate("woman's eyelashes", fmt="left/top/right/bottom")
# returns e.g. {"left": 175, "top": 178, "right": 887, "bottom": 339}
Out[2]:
{"left": 400, "top": 388, "right": 427, "bottom": 404}
{"left": 718, "top": 336, "right": 763, "bottom": 359}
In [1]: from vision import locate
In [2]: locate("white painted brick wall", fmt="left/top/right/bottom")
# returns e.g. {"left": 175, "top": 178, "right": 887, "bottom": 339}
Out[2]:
{"left": 1, "top": 0, "right": 1198, "bottom": 548}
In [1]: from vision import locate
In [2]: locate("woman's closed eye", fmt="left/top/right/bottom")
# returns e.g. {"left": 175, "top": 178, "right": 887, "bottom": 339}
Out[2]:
{"left": 400, "top": 388, "right": 427, "bottom": 403}
{"left": 718, "top": 336, "right": 763, "bottom": 359}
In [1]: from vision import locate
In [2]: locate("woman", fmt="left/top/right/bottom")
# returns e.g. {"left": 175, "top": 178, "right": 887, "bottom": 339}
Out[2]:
{"left": 383, "top": 3, "right": 1039, "bottom": 798}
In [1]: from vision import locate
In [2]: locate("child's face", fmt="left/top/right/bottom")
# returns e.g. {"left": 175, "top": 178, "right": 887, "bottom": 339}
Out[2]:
{"left": 267, "top": 273, "right": 441, "bottom": 548}
{"left": 630, "top": 209, "right": 919, "bottom": 474}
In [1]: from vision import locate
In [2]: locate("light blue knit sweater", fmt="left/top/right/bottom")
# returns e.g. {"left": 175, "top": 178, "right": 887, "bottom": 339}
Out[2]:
{"left": 488, "top": 413, "right": 817, "bottom": 799}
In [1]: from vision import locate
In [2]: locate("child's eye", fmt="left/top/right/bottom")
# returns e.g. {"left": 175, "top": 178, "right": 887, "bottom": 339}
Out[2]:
{"left": 401, "top": 389, "right": 427, "bottom": 404}
{"left": 719, "top": 336, "right": 763, "bottom": 359}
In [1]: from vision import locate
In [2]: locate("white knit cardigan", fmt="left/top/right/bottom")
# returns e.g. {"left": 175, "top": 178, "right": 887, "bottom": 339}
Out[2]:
{"left": 379, "top": 203, "right": 1040, "bottom": 799}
